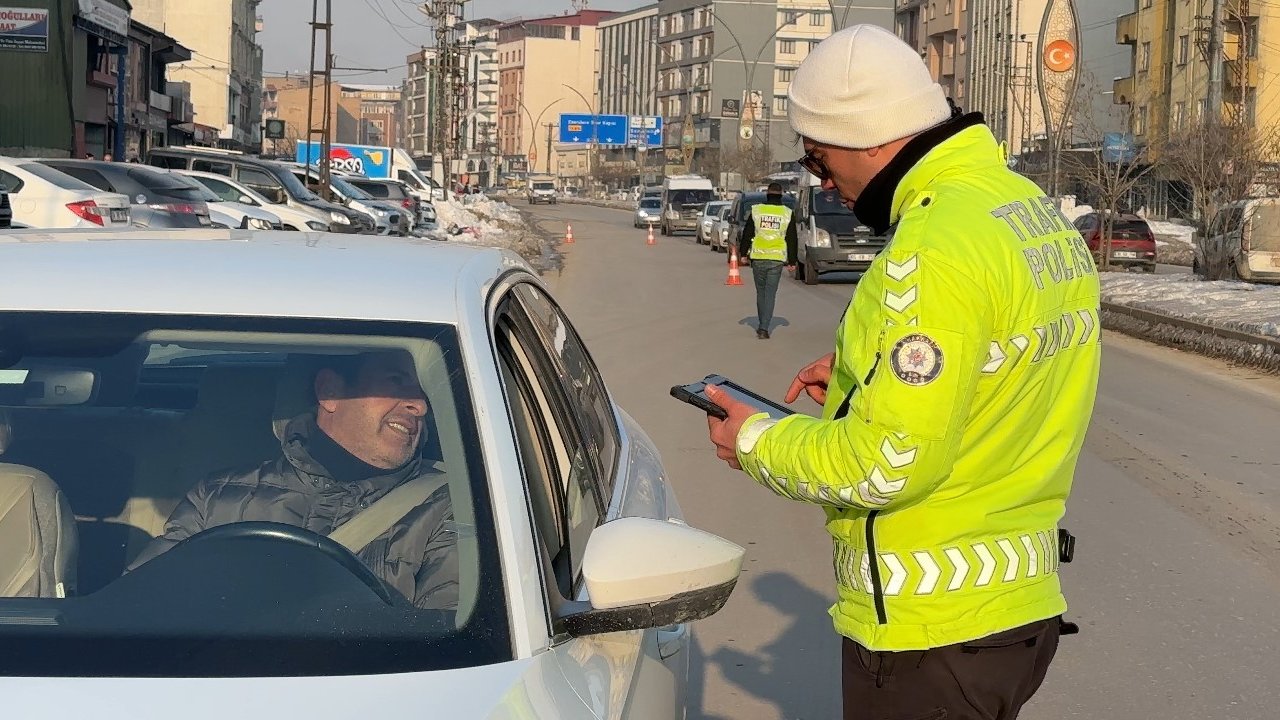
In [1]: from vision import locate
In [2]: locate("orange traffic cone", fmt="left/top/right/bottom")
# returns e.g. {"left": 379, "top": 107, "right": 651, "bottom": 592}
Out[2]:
{"left": 646, "top": 222, "right": 656, "bottom": 245}
{"left": 564, "top": 223, "right": 574, "bottom": 243}
{"left": 726, "top": 246, "right": 745, "bottom": 286}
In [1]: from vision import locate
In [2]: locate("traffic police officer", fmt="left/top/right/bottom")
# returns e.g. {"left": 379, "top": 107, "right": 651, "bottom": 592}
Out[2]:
{"left": 739, "top": 182, "right": 798, "bottom": 339}
{"left": 704, "top": 24, "right": 1100, "bottom": 720}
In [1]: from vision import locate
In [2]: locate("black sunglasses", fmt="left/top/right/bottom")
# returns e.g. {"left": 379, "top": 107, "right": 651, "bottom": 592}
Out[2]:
{"left": 798, "top": 150, "right": 830, "bottom": 181}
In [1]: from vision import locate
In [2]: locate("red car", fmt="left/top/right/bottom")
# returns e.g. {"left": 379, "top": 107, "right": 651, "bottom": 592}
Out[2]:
{"left": 1072, "top": 212, "right": 1157, "bottom": 272}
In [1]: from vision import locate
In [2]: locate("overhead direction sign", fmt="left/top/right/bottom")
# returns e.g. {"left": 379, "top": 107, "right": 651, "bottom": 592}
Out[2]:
{"left": 627, "top": 116, "right": 663, "bottom": 147}
{"left": 558, "top": 113, "right": 628, "bottom": 145}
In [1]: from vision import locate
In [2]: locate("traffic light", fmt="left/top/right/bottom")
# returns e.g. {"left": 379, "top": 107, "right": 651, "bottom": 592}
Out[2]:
{"left": 264, "top": 119, "right": 286, "bottom": 140}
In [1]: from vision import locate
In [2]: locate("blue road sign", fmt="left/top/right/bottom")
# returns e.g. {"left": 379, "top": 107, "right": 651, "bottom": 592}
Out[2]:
{"left": 559, "top": 113, "right": 629, "bottom": 145}
{"left": 627, "top": 116, "right": 663, "bottom": 147}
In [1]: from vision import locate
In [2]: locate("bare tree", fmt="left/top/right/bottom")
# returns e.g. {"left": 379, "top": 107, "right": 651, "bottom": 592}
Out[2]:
{"left": 1160, "top": 120, "right": 1280, "bottom": 279}
{"left": 1059, "top": 73, "right": 1161, "bottom": 271}
{"left": 722, "top": 143, "right": 775, "bottom": 184}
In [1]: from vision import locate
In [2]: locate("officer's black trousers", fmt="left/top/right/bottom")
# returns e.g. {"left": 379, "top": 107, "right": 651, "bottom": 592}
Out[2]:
{"left": 842, "top": 617, "right": 1060, "bottom": 720}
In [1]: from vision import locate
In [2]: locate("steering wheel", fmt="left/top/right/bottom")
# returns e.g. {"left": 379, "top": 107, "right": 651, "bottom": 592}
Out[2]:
{"left": 175, "top": 521, "right": 401, "bottom": 606}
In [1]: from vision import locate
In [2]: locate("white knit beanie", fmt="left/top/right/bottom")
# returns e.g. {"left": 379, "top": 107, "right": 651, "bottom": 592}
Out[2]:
{"left": 788, "top": 24, "right": 952, "bottom": 149}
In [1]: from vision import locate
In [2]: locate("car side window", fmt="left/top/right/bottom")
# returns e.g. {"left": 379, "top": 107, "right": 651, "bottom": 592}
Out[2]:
{"left": 192, "top": 159, "right": 232, "bottom": 175}
{"left": 199, "top": 177, "right": 243, "bottom": 203}
{"left": 512, "top": 284, "right": 620, "bottom": 497}
{"left": 237, "top": 167, "right": 281, "bottom": 196}
{"left": 148, "top": 155, "right": 187, "bottom": 170}
{"left": 494, "top": 298, "right": 603, "bottom": 598}
{"left": 0, "top": 170, "right": 24, "bottom": 194}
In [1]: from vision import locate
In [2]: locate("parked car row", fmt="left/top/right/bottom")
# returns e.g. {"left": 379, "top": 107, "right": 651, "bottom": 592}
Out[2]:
{"left": 0, "top": 147, "right": 441, "bottom": 236}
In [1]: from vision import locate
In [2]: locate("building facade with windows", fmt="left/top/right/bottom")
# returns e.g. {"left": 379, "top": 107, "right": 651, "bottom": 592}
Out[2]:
{"left": 962, "top": 0, "right": 1048, "bottom": 158}
{"left": 0, "top": 0, "right": 197, "bottom": 158}
{"left": 1114, "top": 0, "right": 1271, "bottom": 144}
{"left": 596, "top": 4, "right": 661, "bottom": 184}
{"left": 130, "top": 0, "right": 265, "bottom": 150}
{"left": 496, "top": 10, "right": 614, "bottom": 185}
{"left": 654, "top": 0, "right": 892, "bottom": 178}
{"left": 896, "top": 0, "right": 971, "bottom": 109}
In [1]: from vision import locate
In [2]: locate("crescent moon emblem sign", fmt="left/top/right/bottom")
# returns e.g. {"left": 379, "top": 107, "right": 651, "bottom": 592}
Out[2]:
{"left": 1044, "top": 39, "right": 1075, "bottom": 73}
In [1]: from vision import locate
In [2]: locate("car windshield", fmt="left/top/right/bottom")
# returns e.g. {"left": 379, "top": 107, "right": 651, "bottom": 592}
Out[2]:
{"left": 533, "top": 182, "right": 554, "bottom": 191}
{"left": 269, "top": 165, "right": 322, "bottom": 201}
{"left": 330, "top": 176, "right": 373, "bottom": 200}
{"left": 16, "top": 163, "right": 99, "bottom": 191}
{"left": 811, "top": 189, "right": 855, "bottom": 216}
{"left": 702, "top": 202, "right": 729, "bottom": 217}
{"left": 0, "top": 312, "right": 507, "bottom": 678}
{"left": 668, "top": 189, "right": 714, "bottom": 206}
{"left": 640, "top": 198, "right": 661, "bottom": 209}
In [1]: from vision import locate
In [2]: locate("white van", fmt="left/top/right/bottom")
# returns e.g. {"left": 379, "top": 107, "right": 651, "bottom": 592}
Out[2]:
{"left": 660, "top": 175, "right": 715, "bottom": 235}
{"left": 1199, "top": 198, "right": 1280, "bottom": 283}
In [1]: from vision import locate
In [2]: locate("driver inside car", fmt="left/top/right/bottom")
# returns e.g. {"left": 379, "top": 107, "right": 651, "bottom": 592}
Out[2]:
{"left": 130, "top": 351, "right": 457, "bottom": 610}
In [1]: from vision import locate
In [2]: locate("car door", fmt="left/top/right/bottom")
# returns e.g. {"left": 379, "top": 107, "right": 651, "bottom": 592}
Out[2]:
{"left": 492, "top": 281, "right": 687, "bottom": 719}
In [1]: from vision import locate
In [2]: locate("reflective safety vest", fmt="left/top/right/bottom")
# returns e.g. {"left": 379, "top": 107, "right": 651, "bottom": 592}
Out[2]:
{"left": 733, "top": 124, "right": 1101, "bottom": 652}
{"left": 749, "top": 203, "right": 791, "bottom": 261}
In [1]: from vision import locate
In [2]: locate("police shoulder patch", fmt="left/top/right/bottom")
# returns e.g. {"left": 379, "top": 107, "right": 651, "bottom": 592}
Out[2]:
{"left": 890, "top": 333, "right": 944, "bottom": 386}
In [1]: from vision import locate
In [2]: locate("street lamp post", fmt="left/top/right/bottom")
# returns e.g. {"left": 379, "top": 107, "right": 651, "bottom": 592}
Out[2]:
{"left": 519, "top": 98, "right": 563, "bottom": 179}
{"left": 562, "top": 83, "right": 598, "bottom": 192}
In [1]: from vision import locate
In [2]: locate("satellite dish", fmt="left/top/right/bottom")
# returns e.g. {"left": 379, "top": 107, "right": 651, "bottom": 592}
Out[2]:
{"left": 740, "top": 125, "right": 754, "bottom": 140}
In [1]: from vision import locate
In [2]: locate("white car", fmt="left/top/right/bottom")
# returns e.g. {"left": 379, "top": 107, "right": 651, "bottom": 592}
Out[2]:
{"left": 697, "top": 201, "right": 731, "bottom": 244}
{"left": 167, "top": 173, "right": 281, "bottom": 230}
{"left": 0, "top": 156, "right": 131, "bottom": 228}
{"left": 0, "top": 229, "right": 744, "bottom": 718}
{"left": 178, "top": 170, "right": 332, "bottom": 232}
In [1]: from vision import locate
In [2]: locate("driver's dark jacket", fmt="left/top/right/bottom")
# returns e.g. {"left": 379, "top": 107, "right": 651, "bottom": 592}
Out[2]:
{"left": 130, "top": 415, "right": 458, "bottom": 610}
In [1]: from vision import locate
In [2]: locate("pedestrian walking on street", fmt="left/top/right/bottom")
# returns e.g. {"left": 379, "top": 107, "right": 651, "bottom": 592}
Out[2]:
{"left": 738, "top": 181, "right": 797, "bottom": 339}
{"left": 702, "top": 24, "right": 1100, "bottom": 720}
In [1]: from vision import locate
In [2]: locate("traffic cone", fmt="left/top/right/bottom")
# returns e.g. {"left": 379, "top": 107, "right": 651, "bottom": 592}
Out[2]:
{"left": 646, "top": 222, "right": 656, "bottom": 245}
{"left": 726, "top": 246, "right": 745, "bottom": 286}
{"left": 564, "top": 223, "right": 574, "bottom": 244}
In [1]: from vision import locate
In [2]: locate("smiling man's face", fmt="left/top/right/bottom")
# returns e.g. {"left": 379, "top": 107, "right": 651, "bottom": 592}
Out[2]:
{"left": 315, "top": 351, "right": 427, "bottom": 470}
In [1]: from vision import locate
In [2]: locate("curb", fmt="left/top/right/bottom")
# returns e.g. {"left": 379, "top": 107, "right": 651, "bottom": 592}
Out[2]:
{"left": 1100, "top": 301, "right": 1280, "bottom": 372}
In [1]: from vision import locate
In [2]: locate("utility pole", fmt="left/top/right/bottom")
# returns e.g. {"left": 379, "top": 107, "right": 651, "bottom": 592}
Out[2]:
{"left": 305, "top": 0, "right": 334, "bottom": 202}
{"left": 544, "top": 122, "right": 554, "bottom": 175}
{"left": 423, "top": 0, "right": 469, "bottom": 186}
{"left": 1206, "top": 0, "right": 1225, "bottom": 126}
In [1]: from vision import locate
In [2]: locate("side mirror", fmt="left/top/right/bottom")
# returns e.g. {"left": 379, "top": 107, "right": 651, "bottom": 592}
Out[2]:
{"left": 558, "top": 517, "right": 744, "bottom": 637}
{"left": 268, "top": 189, "right": 286, "bottom": 204}
{"left": 239, "top": 194, "right": 256, "bottom": 205}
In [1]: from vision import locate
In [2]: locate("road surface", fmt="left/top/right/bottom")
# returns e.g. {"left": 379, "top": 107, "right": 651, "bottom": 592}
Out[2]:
{"left": 527, "top": 201, "right": 1280, "bottom": 720}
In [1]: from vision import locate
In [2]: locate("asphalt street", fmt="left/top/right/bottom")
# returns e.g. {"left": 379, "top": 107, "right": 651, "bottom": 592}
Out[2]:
{"left": 528, "top": 200, "right": 1280, "bottom": 720}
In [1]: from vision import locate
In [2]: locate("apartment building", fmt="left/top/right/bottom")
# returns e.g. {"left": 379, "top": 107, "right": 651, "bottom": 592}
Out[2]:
{"left": 654, "top": 0, "right": 891, "bottom": 177}
{"left": 597, "top": 5, "right": 661, "bottom": 184}
{"left": 963, "top": 0, "right": 1049, "bottom": 157}
{"left": 460, "top": 19, "right": 501, "bottom": 186}
{"left": 130, "top": 0, "right": 265, "bottom": 150}
{"left": 497, "top": 10, "right": 614, "bottom": 184}
{"left": 1114, "top": 0, "right": 1272, "bottom": 143}
{"left": 896, "top": 0, "right": 970, "bottom": 107}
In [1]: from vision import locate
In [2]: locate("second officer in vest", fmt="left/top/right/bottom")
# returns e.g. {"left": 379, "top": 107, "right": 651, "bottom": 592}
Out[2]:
{"left": 738, "top": 182, "right": 799, "bottom": 339}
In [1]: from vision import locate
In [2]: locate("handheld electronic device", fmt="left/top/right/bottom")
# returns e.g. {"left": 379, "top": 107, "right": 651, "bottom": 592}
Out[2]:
{"left": 670, "top": 374, "right": 795, "bottom": 421}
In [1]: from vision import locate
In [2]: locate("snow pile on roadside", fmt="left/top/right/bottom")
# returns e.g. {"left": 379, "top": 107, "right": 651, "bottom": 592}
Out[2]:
{"left": 419, "top": 198, "right": 550, "bottom": 269}
{"left": 1101, "top": 273, "right": 1280, "bottom": 338}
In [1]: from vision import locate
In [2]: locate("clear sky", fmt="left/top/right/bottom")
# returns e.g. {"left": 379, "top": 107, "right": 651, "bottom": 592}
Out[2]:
{"left": 257, "top": 0, "right": 641, "bottom": 85}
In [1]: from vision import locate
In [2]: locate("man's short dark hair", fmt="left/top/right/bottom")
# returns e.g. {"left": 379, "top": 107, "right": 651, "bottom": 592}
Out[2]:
{"left": 767, "top": 182, "right": 783, "bottom": 194}
{"left": 315, "top": 354, "right": 364, "bottom": 386}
